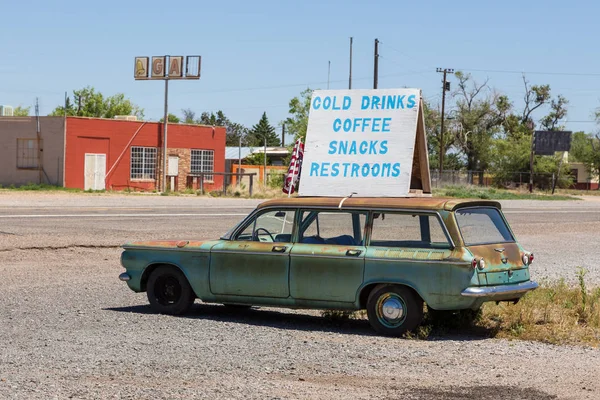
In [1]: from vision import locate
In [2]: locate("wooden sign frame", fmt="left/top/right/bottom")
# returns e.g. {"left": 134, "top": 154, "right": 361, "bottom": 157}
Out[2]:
{"left": 408, "top": 98, "right": 432, "bottom": 196}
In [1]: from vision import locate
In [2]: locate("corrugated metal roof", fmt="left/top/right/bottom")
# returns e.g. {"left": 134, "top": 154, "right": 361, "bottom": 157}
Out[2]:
{"left": 225, "top": 146, "right": 291, "bottom": 160}
{"left": 225, "top": 147, "right": 255, "bottom": 160}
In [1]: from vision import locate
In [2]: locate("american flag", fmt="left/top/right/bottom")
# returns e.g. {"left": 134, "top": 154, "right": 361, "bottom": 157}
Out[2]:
{"left": 282, "top": 139, "right": 304, "bottom": 195}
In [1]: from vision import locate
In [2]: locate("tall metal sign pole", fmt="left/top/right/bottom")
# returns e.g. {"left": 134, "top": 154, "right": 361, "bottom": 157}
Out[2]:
{"left": 134, "top": 55, "right": 201, "bottom": 192}
{"left": 436, "top": 67, "right": 454, "bottom": 175}
{"left": 373, "top": 38, "right": 379, "bottom": 89}
{"left": 348, "top": 37, "right": 353, "bottom": 89}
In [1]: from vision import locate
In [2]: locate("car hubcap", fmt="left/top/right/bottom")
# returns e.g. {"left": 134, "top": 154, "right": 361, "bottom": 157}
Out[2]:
{"left": 155, "top": 276, "right": 181, "bottom": 304}
{"left": 376, "top": 293, "right": 406, "bottom": 328}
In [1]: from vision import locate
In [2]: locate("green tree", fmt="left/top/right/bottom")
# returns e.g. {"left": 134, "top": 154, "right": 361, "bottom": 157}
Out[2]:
{"left": 521, "top": 75, "right": 551, "bottom": 126}
{"left": 196, "top": 110, "right": 248, "bottom": 146}
{"left": 284, "top": 88, "right": 312, "bottom": 141}
{"left": 423, "top": 100, "right": 465, "bottom": 171}
{"left": 13, "top": 106, "right": 30, "bottom": 116}
{"left": 182, "top": 108, "right": 196, "bottom": 124}
{"left": 540, "top": 95, "right": 569, "bottom": 131}
{"left": 159, "top": 113, "right": 180, "bottom": 123}
{"left": 452, "top": 72, "right": 510, "bottom": 173}
{"left": 49, "top": 86, "right": 144, "bottom": 119}
{"left": 245, "top": 152, "right": 269, "bottom": 165}
{"left": 570, "top": 131, "right": 600, "bottom": 187}
{"left": 247, "top": 112, "right": 280, "bottom": 147}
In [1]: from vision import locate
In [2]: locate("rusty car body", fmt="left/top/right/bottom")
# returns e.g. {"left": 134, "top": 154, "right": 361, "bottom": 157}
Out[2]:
{"left": 119, "top": 197, "right": 538, "bottom": 336}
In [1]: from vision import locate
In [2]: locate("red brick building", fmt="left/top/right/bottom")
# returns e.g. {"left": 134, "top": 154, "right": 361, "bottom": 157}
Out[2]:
{"left": 0, "top": 116, "right": 225, "bottom": 191}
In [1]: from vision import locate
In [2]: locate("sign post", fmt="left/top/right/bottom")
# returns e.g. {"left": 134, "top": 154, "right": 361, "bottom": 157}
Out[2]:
{"left": 134, "top": 55, "right": 201, "bottom": 192}
{"left": 298, "top": 89, "right": 430, "bottom": 197}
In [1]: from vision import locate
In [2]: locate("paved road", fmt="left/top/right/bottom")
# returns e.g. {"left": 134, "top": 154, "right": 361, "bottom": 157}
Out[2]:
{"left": 1, "top": 193, "right": 599, "bottom": 399}
{"left": 1, "top": 193, "right": 599, "bottom": 283}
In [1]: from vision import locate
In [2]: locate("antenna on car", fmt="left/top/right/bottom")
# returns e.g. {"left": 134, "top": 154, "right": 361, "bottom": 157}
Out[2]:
{"left": 338, "top": 192, "right": 358, "bottom": 209}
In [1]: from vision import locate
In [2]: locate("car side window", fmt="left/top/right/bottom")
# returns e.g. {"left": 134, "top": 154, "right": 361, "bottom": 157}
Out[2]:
{"left": 236, "top": 210, "right": 295, "bottom": 243}
{"left": 299, "top": 210, "right": 366, "bottom": 246}
{"left": 370, "top": 213, "right": 451, "bottom": 249}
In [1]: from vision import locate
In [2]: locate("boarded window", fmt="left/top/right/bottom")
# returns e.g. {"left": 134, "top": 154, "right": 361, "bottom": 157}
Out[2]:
{"left": 191, "top": 149, "right": 214, "bottom": 181}
{"left": 130, "top": 146, "right": 157, "bottom": 180}
{"left": 17, "top": 139, "right": 40, "bottom": 169}
{"left": 370, "top": 213, "right": 450, "bottom": 249}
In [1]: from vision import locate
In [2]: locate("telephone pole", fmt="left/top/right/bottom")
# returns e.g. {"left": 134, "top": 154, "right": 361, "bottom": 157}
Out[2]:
{"left": 348, "top": 37, "right": 353, "bottom": 89}
{"left": 436, "top": 67, "right": 454, "bottom": 174}
{"left": 373, "top": 38, "right": 379, "bottom": 89}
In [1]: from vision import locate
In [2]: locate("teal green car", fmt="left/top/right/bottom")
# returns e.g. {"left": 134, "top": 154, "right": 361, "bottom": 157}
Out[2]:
{"left": 119, "top": 197, "right": 538, "bottom": 336}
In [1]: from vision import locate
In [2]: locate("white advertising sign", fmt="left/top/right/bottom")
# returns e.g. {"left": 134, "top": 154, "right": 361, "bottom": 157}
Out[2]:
{"left": 299, "top": 88, "right": 421, "bottom": 197}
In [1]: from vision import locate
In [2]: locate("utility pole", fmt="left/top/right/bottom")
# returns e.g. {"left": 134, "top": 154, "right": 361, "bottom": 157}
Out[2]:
{"left": 281, "top": 123, "right": 286, "bottom": 147}
{"left": 373, "top": 38, "right": 379, "bottom": 89}
{"left": 348, "top": 37, "right": 353, "bottom": 89}
{"left": 436, "top": 67, "right": 454, "bottom": 175}
{"left": 529, "top": 129, "right": 535, "bottom": 193}
{"left": 35, "top": 97, "right": 42, "bottom": 184}
{"left": 162, "top": 76, "right": 169, "bottom": 192}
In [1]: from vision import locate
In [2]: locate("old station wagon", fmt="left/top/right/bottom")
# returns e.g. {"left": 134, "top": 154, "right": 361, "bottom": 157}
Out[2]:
{"left": 119, "top": 197, "right": 538, "bottom": 336}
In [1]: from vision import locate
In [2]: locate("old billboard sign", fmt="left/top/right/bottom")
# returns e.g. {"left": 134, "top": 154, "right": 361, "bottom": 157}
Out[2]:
{"left": 134, "top": 55, "right": 201, "bottom": 80}
{"left": 298, "top": 88, "right": 430, "bottom": 197}
{"left": 534, "top": 131, "right": 572, "bottom": 155}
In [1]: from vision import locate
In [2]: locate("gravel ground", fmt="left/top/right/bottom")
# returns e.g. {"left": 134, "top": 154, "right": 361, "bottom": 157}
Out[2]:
{"left": 1, "top": 192, "right": 599, "bottom": 399}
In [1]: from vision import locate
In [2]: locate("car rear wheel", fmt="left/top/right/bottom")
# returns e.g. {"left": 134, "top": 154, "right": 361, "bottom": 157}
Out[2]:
{"left": 147, "top": 266, "right": 195, "bottom": 315}
{"left": 366, "top": 284, "right": 423, "bottom": 336}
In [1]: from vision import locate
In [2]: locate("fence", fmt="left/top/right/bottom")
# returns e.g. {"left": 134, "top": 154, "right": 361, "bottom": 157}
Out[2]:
{"left": 187, "top": 172, "right": 257, "bottom": 195}
{"left": 430, "top": 170, "right": 573, "bottom": 190}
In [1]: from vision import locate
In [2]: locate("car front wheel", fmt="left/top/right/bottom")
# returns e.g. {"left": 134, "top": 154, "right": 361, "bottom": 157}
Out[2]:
{"left": 147, "top": 266, "right": 195, "bottom": 315}
{"left": 366, "top": 284, "right": 423, "bottom": 336}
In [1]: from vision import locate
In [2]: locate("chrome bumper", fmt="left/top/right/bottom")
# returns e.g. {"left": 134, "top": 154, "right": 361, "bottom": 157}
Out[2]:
{"left": 118, "top": 273, "right": 131, "bottom": 282}
{"left": 461, "top": 281, "right": 539, "bottom": 298}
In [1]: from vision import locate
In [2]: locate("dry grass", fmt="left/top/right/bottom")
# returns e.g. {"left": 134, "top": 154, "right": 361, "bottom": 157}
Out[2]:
{"left": 322, "top": 269, "right": 600, "bottom": 347}
{"left": 479, "top": 269, "right": 600, "bottom": 346}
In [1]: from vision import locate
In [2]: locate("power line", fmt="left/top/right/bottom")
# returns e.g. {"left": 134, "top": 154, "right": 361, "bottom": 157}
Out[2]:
{"left": 177, "top": 70, "right": 431, "bottom": 95}
{"left": 458, "top": 68, "right": 600, "bottom": 77}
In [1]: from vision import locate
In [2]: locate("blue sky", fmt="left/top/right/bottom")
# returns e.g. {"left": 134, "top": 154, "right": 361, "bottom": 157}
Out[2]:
{"left": 1, "top": 0, "right": 598, "bottom": 138}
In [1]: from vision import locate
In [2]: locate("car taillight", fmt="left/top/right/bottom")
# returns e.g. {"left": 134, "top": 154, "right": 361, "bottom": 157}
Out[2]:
{"left": 530, "top": 253, "right": 534, "bottom": 263}
{"left": 522, "top": 253, "right": 533, "bottom": 265}
{"left": 472, "top": 258, "right": 485, "bottom": 270}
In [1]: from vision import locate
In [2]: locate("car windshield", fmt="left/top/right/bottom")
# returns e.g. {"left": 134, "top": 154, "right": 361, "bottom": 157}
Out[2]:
{"left": 455, "top": 207, "right": 514, "bottom": 246}
{"left": 220, "top": 217, "right": 248, "bottom": 240}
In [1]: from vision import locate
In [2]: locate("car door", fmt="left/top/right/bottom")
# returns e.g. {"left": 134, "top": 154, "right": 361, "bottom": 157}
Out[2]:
{"left": 364, "top": 211, "right": 468, "bottom": 309}
{"left": 289, "top": 209, "right": 367, "bottom": 302}
{"left": 209, "top": 209, "right": 295, "bottom": 298}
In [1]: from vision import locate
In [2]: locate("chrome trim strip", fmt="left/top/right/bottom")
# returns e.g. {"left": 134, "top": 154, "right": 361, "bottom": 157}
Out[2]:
{"left": 290, "top": 253, "right": 365, "bottom": 261}
{"left": 211, "top": 250, "right": 289, "bottom": 256}
{"left": 461, "top": 281, "right": 538, "bottom": 298}
{"left": 365, "top": 257, "right": 467, "bottom": 265}
{"left": 118, "top": 273, "right": 131, "bottom": 282}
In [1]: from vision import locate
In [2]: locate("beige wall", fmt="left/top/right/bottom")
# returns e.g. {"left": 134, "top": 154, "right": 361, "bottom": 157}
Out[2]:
{"left": 0, "top": 117, "right": 65, "bottom": 186}
{"left": 569, "top": 162, "right": 599, "bottom": 184}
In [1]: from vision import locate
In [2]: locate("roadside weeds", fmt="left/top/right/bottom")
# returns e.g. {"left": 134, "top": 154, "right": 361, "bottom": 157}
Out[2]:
{"left": 323, "top": 268, "right": 600, "bottom": 347}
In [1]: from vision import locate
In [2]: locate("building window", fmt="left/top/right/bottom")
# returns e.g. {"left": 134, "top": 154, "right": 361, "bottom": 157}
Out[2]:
{"left": 191, "top": 149, "right": 214, "bottom": 181}
{"left": 17, "top": 139, "right": 40, "bottom": 169}
{"left": 130, "top": 146, "right": 157, "bottom": 180}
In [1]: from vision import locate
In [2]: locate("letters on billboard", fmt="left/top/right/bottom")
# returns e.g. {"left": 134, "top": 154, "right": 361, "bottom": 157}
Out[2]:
{"left": 299, "top": 89, "right": 422, "bottom": 197}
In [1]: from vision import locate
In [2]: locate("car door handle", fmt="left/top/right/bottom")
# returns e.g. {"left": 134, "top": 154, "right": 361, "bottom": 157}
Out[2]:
{"left": 346, "top": 249, "right": 362, "bottom": 257}
{"left": 272, "top": 246, "right": 287, "bottom": 253}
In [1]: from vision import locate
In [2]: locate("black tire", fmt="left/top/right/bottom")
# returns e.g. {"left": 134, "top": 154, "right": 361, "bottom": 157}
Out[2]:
{"left": 147, "top": 266, "right": 195, "bottom": 315}
{"left": 366, "top": 284, "right": 423, "bottom": 336}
